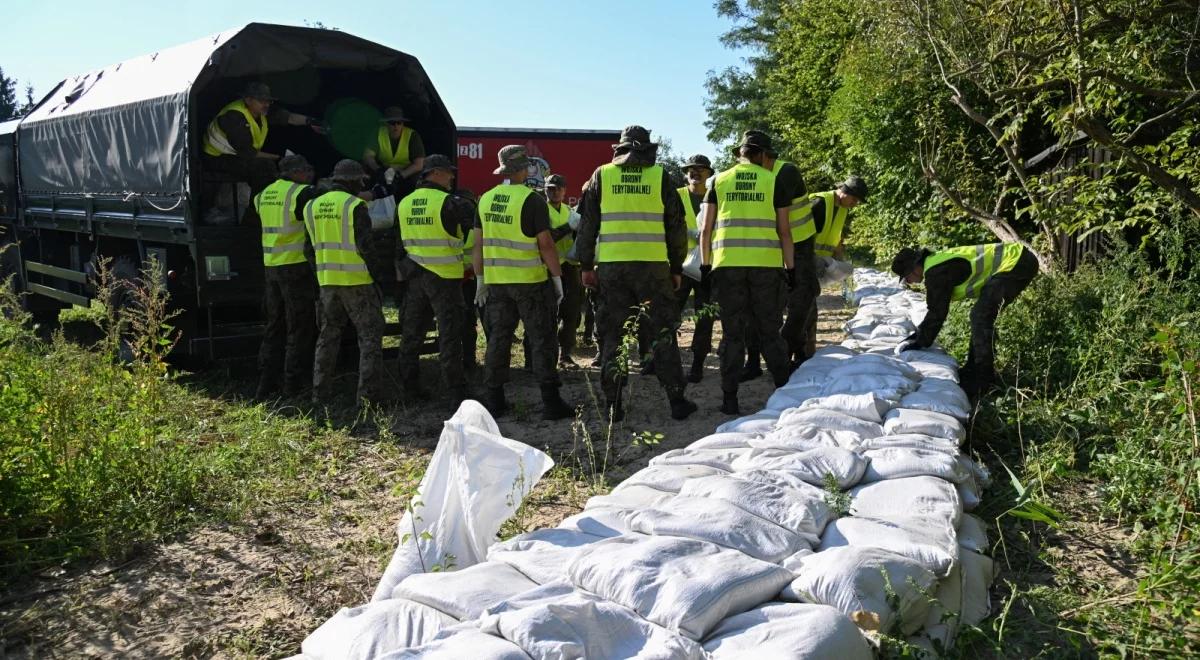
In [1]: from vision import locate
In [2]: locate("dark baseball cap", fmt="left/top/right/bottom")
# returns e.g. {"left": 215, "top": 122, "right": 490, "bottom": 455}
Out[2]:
{"left": 380, "top": 106, "right": 409, "bottom": 123}
{"left": 421, "top": 154, "right": 457, "bottom": 174}
{"left": 545, "top": 174, "right": 566, "bottom": 188}
{"left": 242, "top": 82, "right": 276, "bottom": 101}
{"left": 332, "top": 158, "right": 368, "bottom": 182}
{"left": 839, "top": 175, "right": 869, "bottom": 201}
{"left": 891, "top": 247, "right": 924, "bottom": 282}
{"left": 732, "top": 130, "right": 773, "bottom": 155}
{"left": 681, "top": 154, "right": 712, "bottom": 171}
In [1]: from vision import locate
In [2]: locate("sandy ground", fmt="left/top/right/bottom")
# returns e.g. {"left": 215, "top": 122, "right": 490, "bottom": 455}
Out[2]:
{"left": 0, "top": 292, "right": 856, "bottom": 658}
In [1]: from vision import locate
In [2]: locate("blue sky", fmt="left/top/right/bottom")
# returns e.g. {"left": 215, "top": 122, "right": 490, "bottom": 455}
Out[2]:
{"left": 2, "top": 0, "right": 748, "bottom": 158}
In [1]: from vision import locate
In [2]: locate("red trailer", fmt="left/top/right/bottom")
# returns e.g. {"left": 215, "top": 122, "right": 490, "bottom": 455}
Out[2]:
{"left": 455, "top": 127, "right": 620, "bottom": 206}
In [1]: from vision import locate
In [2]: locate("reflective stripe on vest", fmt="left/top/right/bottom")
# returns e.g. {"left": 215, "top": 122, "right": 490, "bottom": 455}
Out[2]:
{"left": 771, "top": 159, "right": 817, "bottom": 241}
{"left": 677, "top": 187, "right": 699, "bottom": 251}
{"left": 712, "top": 162, "right": 781, "bottom": 269}
{"left": 255, "top": 179, "right": 309, "bottom": 267}
{"left": 548, "top": 202, "right": 575, "bottom": 264}
{"left": 398, "top": 188, "right": 463, "bottom": 279}
{"left": 811, "top": 190, "right": 848, "bottom": 257}
{"left": 303, "top": 190, "right": 372, "bottom": 286}
{"left": 479, "top": 184, "right": 546, "bottom": 284}
{"left": 203, "top": 100, "right": 268, "bottom": 157}
{"left": 377, "top": 126, "right": 413, "bottom": 169}
{"left": 924, "top": 243, "right": 1025, "bottom": 301}
{"left": 597, "top": 164, "right": 667, "bottom": 263}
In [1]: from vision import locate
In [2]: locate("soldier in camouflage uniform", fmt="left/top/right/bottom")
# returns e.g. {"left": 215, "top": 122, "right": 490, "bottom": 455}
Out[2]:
{"left": 472, "top": 145, "right": 574, "bottom": 420}
{"left": 576, "top": 125, "right": 698, "bottom": 422}
{"left": 395, "top": 155, "right": 474, "bottom": 407}
{"left": 305, "top": 159, "right": 386, "bottom": 408}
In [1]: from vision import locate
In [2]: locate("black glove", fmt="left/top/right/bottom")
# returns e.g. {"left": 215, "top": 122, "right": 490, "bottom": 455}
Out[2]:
{"left": 785, "top": 267, "right": 796, "bottom": 291}
{"left": 699, "top": 264, "right": 712, "bottom": 287}
{"left": 371, "top": 184, "right": 389, "bottom": 200}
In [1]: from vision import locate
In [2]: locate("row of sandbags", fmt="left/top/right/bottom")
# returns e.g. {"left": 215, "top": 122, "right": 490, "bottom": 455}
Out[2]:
{"left": 298, "top": 268, "right": 994, "bottom": 659}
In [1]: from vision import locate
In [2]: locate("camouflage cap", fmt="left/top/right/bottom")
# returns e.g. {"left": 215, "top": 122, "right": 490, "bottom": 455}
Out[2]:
{"left": 242, "top": 81, "right": 276, "bottom": 101}
{"left": 380, "top": 106, "right": 409, "bottom": 123}
{"left": 278, "top": 154, "right": 312, "bottom": 175}
{"left": 612, "top": 125, "right": 657, "bottom": 151}
{"left": 732, "top": 129, "right": 773, "bottom": 155}
{"left": 681, "top": 154, "right": 713, "bottom": 172}
{"left": 494, "top": 144, "right": 531, "bottom": 175}
{"left": 839, "top": 175, "right": 869, "bottom": 201}
{"left": 544, "top": 173, "right": 566, "bottom": 188}
{"left": 331, "top": 158, "right": 368, "bottom": 182}
{"left": 421, "top": 154, "right": 457, "bottom": 175}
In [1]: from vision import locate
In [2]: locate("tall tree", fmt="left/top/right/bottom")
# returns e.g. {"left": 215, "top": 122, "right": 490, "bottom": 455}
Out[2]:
{"left": 0, "top": 67, "right": 20, "bottom": 122}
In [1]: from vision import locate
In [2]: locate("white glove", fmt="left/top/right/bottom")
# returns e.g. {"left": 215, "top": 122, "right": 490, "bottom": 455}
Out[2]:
{"left": 474, "top": 282, "right": 489, "bottom": 306}
{"left": 384, "top": 168, "right": 397, "bottom": 185}
{"left": 552, "top": 276, "right": 564, "bottom": 305}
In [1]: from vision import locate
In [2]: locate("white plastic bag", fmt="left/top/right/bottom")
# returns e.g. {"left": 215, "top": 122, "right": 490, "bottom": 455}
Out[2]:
{"left": 368, "top": 195, "right": 398, "bottom": 230}
{"left": 372, "top": 401, "right": 554, "bottom": 601}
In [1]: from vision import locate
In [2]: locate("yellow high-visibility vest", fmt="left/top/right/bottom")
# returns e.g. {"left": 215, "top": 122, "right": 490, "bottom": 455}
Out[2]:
{"left": 303, "top": 190, "right": 372, "bottom": 286}
{"left": 548, "top": 202, "right": 576, "bottom": 265}
{"left": 398, "top": 188, "right": 463, "bottom": 279}
{"left": 377, "top": 126, "right": 413, "bottom": 169}
{"left": 677, "top": 187, "right": 699, "bottom": 251}
{"left": 770, "top": 159, "right": 816, "bottom": 242}
{"left": 597, "top": 164, "right": 667, "bottom": 263}
{"left": 811, "top": 190, "right": 848, "bottom": 257}
{"left": 712, "top": 162, "right": 782, "bottom": 269}
{"left": 925, "top": 243, "right": 1025, "bottom": 300}
{"left": 255, "top": 179, "right": 310, "bottom": 267}
{"left": 203, "top": 100, "right": 268, "bottom": 157}
{"left": 479, "top": 183, "right": 546, "bottom": 284}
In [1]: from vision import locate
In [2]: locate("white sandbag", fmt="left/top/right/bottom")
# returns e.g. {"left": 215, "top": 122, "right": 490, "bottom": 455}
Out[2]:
{"left": 781, "top": 546, "right": 937, "bottom": 635}
{"left": 870, "top": 323, "right": 913, "bottom": 339}
{"left": 678, "top": 474, "right": 834, "bottom": 544}
{"left": 616, "top": 463, "right": 730, "bottom": 494}
{"left": 957, "top": 472, "right": 983, "bottom": 511}
{"left": 732, "top": 446, "right": 868, "bottom": 489}
{"left": 776, "top": 408, "right": 885, "bottom": 439}
{"left": 855, "top": 433, "right": 961, "bottom": 454}
{"left": 649, "top": 446, "right": 753, "bottom": 471}
{"left": 701, "top": 602, "right": 872, "bottom": 660}
{"left": 850, "top": 476, "right": 964, "bottom": 529}
{"left": 557, "top": 509, "right": 638, "bottom": 537}
{"left": 900, "top": 348, "right": 958, "bottom": 369}
{"left": 899, "top": 389, "right": 969, "bottom": 420}
{"left": 797, "top": 392, "right": 893, "bottom": 423}
{"left": 961, "top": 454, "right": 992, "bottom": 487}
{"left": 716, "top": 412, "right": 780, "bottom": 434}
{"left": 750, "top": 425, "right": 861, "bottom": 451}
{"left": 688, "top": 432, "right": 760, "bottom": 449}
{"left": 780, "top": 548, "right": 815, "bottom": 573}
{"left": 818, "top": 516, "right": 958, "bottom": 576}
{"left": 380, "top": 629, "right": 529, "bottom": 659}
{"left": 860, "top": 447, "right": 972, "bottom": 484}
{"left": 883, "top": 408, "right": 966, "bottom": 442}
{"left": 906, "top": 361, "right": 961, "bottom": 383}
{"left": 478, "top": 584, "right": 707, "bottom": 660}
{"left": 828, "top": 355, "right": 919, "bottom": 380}
{"left": 487, "top": 528, "right": 608, "bottom": 585}
{"left": 812, "top": 345, "right": 857, "bottom": 359}
{"left": 733, "top": 469, "right": 834, "bottom": 500}
{"left": 764, "top": 385, "right": 823, "bottom": 412}
{"left": 917, "top": 562, "right": 963, "bottom": 648}
{"left": 624, "top": 495, "right": 809, "bottom": 562}
{"left": 957, "top": 513, "right": 990, "bottom": 553}
{"left": 584, "top": 484, "right": 677, "bottom": 511}
{"left": 960, "top": 549, "right": 996, "bottom": 625}
{"left": 392, "top": 561, "right": 538, "bottom": 621}
{"left": 372, "top": 401, "right": 554, "bottom": 602}
{"left": 300, "top": 598, "right": 457, "bottom": 660}
{"left": 819, "top": 374, "right": 915, "bottom": 400}
{"left": 568, "top": 535, "right": 794, "bottom": 640}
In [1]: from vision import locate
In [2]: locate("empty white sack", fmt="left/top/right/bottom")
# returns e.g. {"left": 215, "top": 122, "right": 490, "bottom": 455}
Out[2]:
{"left": 567, "top": 534, "right": 794, "bottom": 640}
{"left": 392, "top": 561, "right": 538, "bottom": 621}
{"left": 818, "top": 515, "right": 959, "bottom": 576}
{"left": 701, "top": 602, "right": 872, "bottom": 660}
{"left": 781, "top": 546, "right": 938, "bottom": 636}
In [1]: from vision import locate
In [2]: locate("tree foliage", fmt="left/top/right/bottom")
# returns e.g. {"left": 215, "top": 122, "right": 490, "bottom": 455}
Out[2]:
{"left": 705, "top": 0, "right": 1200, "bottom": 267}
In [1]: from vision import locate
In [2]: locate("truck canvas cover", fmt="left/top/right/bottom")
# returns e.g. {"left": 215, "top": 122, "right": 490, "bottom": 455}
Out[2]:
{"left": 16, "top": 23, "right": 453, "bottom": 200}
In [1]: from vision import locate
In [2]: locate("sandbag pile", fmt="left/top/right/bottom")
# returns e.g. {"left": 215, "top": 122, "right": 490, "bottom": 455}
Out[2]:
{"left": 297, "top": 268, "right": 994, "bottom": 659}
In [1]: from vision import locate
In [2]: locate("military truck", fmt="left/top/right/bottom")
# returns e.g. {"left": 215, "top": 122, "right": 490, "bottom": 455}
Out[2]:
{"left": 0, "top": 23, "right": 455, "bottom": 359}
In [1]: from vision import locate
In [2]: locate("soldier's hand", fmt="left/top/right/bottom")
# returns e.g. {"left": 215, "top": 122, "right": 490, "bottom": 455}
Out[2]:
{"left": 785, "top": 267, "right": 796, "bottom": 291}
{"left": 474, "top": 283, "right": 489, "bottom": 306}
{"left": 672, "top": 274, "right": 682, "bottom": 291}
{"left": 699, "top": 264, "right": 712, "bottom": 287}
{"left": 552, "top": 276, "right": 564, "bottom": 306}
{"left": 581, "top": 270, "right": 598, "bottom": 289}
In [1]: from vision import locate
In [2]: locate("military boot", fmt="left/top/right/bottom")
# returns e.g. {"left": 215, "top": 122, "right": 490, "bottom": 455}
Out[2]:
{"left": 540, "top": 385, "right": 575, "bottom": 421}
{"left": 484, "top": 387, "right": 509, "bottom": 417}
{"left": 738, "top": 352, "right": 762, "bottom": 382}
{"left": 687, "top": 355, "right": 705, "bottom": 383}
{"left": 720, "top": 390, "right": 740, "bottom": 415}
{"left": 669, "top": 396, "right": 698, "bottom": 420}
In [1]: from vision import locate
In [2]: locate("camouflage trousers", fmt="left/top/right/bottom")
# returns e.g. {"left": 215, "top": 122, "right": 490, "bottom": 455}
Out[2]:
{"left": 713, "top": 266, "right": 789, "bottom": 393}
{"left": 257, "top": 263, "right": 317, "bottom": 395}
{"left": 313, "top": 284, "right": 385, "bottom": 404}
{"left": 780, "top": 237, "right": 819, "bottom": 360}
{"left": 596, "top": 262, "right": 686, "bottom": 402}
{"left": 398, "top": 267, "right": 466, "bottom": 391}
{"left": 484, "top": 281, "right": 560, "bottom": 390}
